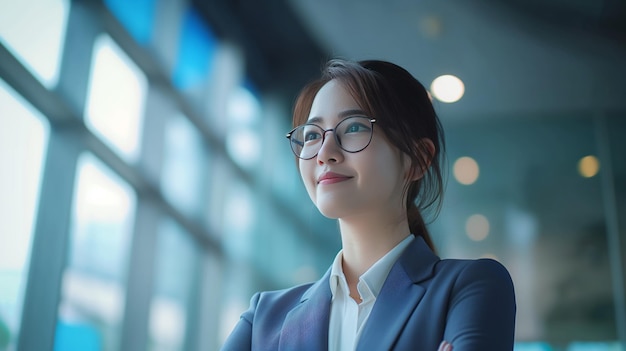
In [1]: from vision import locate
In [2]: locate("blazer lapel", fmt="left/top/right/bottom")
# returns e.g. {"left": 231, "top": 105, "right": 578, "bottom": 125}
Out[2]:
{"left": 356, "top": 237, "right": 440, "bottom": 351}
{"left": 279, "top": 269, "right": 332, "bottom": 351}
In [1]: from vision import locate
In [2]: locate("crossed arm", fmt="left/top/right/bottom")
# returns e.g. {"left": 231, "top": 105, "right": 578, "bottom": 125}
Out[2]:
{"left": 437, "top": 259, "right": 517, "bottom": 350}
{"left": 439, "top": 341, "right": 453, "bottom": 351}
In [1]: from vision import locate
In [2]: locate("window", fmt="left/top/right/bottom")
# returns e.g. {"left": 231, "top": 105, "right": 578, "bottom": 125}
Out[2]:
{"left": 172, "top": 7, "right": 217, "bottom": 91}
{"left": 223, "top": 179, "right": 256, "bottom": 259}
{"left": 161, "top": 113, "right": 207, "bottom": 218}
{"left": 0, "top": 0, "right": 69, "bottom": 87}
{"left": 104, "top": 0, "right": 156, "bottom": 45}
{"left": 85, "top": 34, "right": 148, "bottom": 163}
{"left": 436, "top": 115, "right": 624, "bottom": 347}
{"left": 0, "top": 79, "right": 49, "bottom": 351}
{"left": 148, "top": 218, "right": 199, "bottom": 351}
{"left": 55, "top": 154, "right": 136, "bottom": 351}
{"left": 225, "top": 86, "right": 262, "bottom": 170}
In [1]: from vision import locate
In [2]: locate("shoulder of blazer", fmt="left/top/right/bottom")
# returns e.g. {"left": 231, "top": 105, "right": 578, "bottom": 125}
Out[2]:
{"left": 429, "top": 257, "right": 515, "bottom": 301}
{"left": 399, "top": 237, "right": 514, "bottom": 293}
{"left": 255, "top": 267, "right": 332, "bottom": 313}
{"left": 433, "top": 257, "right": 513, "bottom": 281}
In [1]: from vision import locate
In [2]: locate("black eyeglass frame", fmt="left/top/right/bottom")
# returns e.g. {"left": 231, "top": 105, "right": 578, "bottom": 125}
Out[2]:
{"left": 285, "top": 116, "right": 377, "bottom": 160}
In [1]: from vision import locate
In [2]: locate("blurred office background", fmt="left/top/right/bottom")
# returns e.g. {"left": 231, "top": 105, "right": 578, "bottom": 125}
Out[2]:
{"left": 0, "top": 0, "right": 625, "bottom": 350}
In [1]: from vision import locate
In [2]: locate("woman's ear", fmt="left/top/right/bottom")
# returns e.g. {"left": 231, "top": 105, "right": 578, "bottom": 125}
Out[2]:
{"left": 408, "top": 138, "right": 435, "bottom": 181}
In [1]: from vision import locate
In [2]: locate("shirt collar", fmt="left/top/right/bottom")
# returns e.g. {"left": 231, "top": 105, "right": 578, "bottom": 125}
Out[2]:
{"left": 329, "top": 250, "right": 346, "bottom": 301}
{"left": 329, "top": 235, "right": 415, "bottom": 301}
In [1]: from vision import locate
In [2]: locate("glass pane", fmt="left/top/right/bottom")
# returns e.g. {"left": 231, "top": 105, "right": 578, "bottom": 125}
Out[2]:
{"left": 55, "top": 153, "right": 136, "bottom": 351}
{"left": 161, "top": 113, "right": 207, "bottom": 217}
{"left": 603, "top": 113, "right": 626, "bottom": 351}
{"left": 85, "top": 34, "right": 148, "bottom": 163}
{"left": 149, "top": 219, "right": 198, "bottom": 351}
{"left": 0, "top": 79, "right": 49, "bottom": 351}
{"left": 225, "top": 86, "right": 262, "bottom": 170}
{"left": 172, "top": 7, "right": 217, "bottom": 90}
{"left": 222, "top": 179, "right": 256, "bottom": 260}
{"left": 219, "top": 261, "right": 254, "bottom": 346}
{"left": 104, "top": 0, "right": 156, "bottom": 44}
{"left": 435, "top": 115, "right": 622, "bottom": 348}
{"left": 217, "top": 177, "right": 260, "bottom": 344}
{"left": 0, "top": 0, "right": 69, "bottom": 87}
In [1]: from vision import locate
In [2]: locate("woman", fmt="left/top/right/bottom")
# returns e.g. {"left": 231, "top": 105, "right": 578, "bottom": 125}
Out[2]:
{"left": 221, "top": 59, "right": 516, "bottom": 350}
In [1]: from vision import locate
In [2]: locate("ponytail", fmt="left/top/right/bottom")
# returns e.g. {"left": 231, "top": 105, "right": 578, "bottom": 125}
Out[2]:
{"left": 406, "top": 180, "right": 437, "bottom": 253}
{"left": 407, "top": 202, "right": 436, "bottom": 253}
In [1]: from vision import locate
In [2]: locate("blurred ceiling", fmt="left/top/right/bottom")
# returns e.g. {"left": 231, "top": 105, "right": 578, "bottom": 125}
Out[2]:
{"left": 194, "top": 0, "right": 626, "bottom": 123}
{"left": 192, "top": 0, "right": 326, "bottom": 100}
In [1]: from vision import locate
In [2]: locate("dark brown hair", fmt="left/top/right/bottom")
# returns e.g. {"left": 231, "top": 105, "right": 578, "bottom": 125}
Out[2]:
{"left": 292, "top": 59, "right": 446, "bottom": 251}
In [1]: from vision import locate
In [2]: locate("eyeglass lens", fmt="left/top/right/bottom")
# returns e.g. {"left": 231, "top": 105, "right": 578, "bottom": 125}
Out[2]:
{"left": 289, "top": 116, "right": 374, "bottom": 159}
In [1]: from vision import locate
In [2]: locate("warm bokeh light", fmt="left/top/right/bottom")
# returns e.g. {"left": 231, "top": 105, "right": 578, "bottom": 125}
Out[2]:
{"left": 418, "top": 16, "right": 442, "bottom": 39}
{"left": 453, "top": 156, "right": 479, "bottom": 185}
{"left": 578, "top": 155, "right": 600, "bottom": 178}
{"left": 466, "top": 214, "right": 490, "bottom": 241}
{"left": 430, "top": 74, "right": 465, "bottom": 103}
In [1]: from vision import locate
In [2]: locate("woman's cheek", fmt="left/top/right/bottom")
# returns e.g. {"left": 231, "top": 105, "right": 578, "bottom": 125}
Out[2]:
{"left": 299, "top": 160, "right": 317, "bottom": 202}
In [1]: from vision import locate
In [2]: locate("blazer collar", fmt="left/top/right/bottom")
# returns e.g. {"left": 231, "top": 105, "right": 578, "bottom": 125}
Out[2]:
{"left": 356, "top": 236, "right": 440, "bottom": 350}
{"left": 279, "top": 268, "right": 332, "bottom": 351}
{"left": 397, "top": 235, "right": 440, "bottom": 283}
{"left": 278, "top": 236, "right": 439, "bottom": 351}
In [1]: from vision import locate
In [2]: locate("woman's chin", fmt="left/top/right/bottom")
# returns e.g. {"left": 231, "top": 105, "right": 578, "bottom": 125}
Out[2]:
{"left": 314, "top": 201, "right": 345, "bottom": 219}
{"left": 315, "top": 199, "right": 364, "bottom": 220}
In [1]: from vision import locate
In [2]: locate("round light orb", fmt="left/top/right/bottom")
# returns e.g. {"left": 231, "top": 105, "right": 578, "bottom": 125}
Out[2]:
{"left": 430, "top": 75, "right": 465, "bottom": 103}
{"left": 453, "top": 156, "right": 479, "bottom": 185}
{"left": 578, "top": 155, "right": 600, "bottom": 178}
{"left": 466, "top": 214, "right": 490, "bottom": 242}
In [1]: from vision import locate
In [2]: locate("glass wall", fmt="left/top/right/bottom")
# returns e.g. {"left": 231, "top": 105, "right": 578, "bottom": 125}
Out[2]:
{"left": 0, "top": 0, "right": 69, "bottom": 87}
{"left": 148, "top": 218, "right": 200, "bottom": 351}
{"left": 84, "top": 34, "right": 148, "bottom": 163}
{"left": 434, "top": 114, "right": 626, "bottom": 350}
{"left": 0, "top": 0, "right": 323, "bottom": 350}
{"left": 0, "top": 80, "right": 50, "bottom": 351}
{"left": 56, "top": 154, "right": 136, "bottom": 351}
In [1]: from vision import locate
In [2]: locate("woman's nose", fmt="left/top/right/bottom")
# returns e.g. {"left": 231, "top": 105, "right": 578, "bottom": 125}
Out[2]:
{"left": 316, "top": 130, "right": 343, "bottom": 165}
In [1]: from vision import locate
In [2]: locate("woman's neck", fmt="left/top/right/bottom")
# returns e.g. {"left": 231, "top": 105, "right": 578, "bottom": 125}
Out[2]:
{"left": 338, "top": 213, "right": 411, "bottom": 287}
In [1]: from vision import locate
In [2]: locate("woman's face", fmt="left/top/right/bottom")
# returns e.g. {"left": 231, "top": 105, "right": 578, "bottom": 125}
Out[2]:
{"left": 299, "top": 79, "right": 411, "bottom": 221}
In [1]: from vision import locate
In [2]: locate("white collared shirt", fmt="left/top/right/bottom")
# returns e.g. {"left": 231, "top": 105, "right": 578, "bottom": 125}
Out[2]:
{"left": 328, "top": 235, "right": 414, "bottom": 351}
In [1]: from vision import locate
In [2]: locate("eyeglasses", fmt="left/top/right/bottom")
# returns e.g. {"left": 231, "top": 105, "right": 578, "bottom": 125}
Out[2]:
{"left": 286, "top": 116, "right": 376, "bottom": 160}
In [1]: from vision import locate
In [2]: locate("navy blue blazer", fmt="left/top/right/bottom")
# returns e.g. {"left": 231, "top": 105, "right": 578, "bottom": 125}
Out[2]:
{"left": 221, "top": 237, "right": 516, "bottom": 350}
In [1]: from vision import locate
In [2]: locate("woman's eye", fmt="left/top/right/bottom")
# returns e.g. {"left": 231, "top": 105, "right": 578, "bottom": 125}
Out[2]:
{"left": 304, "top": 132, "right": 321, "bottom": 141}
{"left": 345, "top": 123, "right": 369, "bottom": 133}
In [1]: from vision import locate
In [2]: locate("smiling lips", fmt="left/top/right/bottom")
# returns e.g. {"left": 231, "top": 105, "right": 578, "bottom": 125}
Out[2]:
{"left": 317, "top": 172, "right": 353, "bottom": 185}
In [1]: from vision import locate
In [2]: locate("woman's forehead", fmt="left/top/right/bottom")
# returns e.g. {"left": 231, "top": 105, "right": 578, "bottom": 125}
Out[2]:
{"left": 307, "top": 80, "right": 363, "bottom": 122}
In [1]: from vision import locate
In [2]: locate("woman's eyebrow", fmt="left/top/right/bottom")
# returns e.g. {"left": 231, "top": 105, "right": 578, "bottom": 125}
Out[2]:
{"left": 306, "top": 109, "right": 367, "bottom": 124}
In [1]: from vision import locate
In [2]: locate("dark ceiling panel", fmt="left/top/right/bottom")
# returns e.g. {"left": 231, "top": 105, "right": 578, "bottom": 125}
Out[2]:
{"left": 192, "top": 0, "right": 328, "bottom": 99}
{"left": 487, "top": 0, "right": 626, "bottom": 42}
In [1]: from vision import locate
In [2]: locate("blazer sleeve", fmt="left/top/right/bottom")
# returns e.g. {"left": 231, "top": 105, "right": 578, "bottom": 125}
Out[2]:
{"left": 443, "top": 259, "right": 516, "bottom": 350}
{"left": 220, "top": 292, "right": 259, "bottom": 351}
